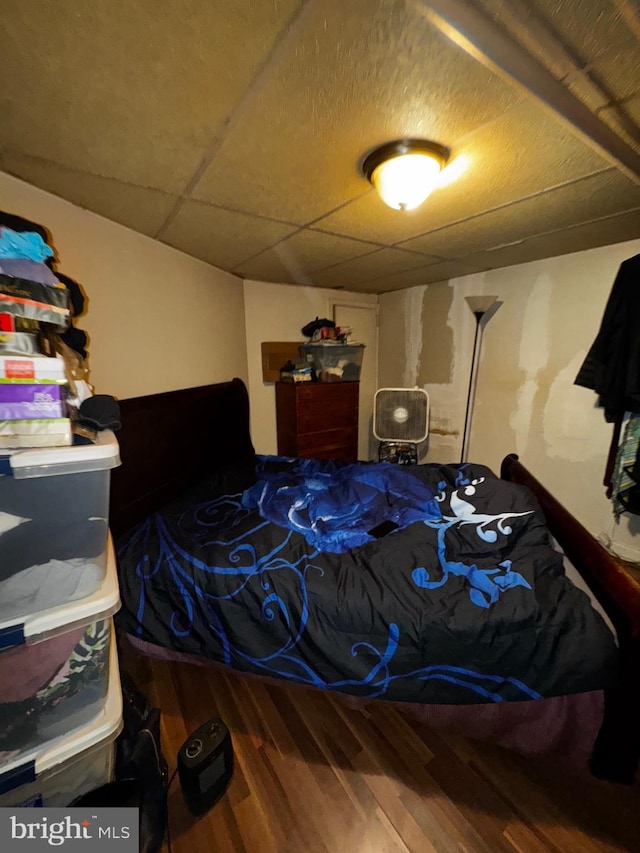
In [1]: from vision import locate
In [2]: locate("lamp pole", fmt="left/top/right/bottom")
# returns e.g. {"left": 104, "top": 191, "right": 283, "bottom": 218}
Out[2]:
{"left": 460, "top": 295, "right": 499, "bottom": 465}
{"left": 460, "top": 312, "right": 484, "bottom": 464}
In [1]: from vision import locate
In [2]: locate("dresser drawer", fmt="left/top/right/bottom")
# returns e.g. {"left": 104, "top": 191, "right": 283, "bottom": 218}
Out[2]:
{"left": 304, "top": 444, "right": 358, "bottom": 462}
{"left": 294, "top": 382, "right": 359, "bottom": 404}
{"left": 297, "top": 426, "right": 359, "bottom": 455}
{"left": 297, "top": 405, "right": 358, "bottom": 434}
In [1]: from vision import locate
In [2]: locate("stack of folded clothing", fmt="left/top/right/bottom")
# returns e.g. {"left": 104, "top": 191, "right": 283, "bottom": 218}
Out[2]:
{"left": 0, "top": 354, "right": 72, "bottom": 447}
{"left": 0, "top": 214, "right": 74, "bottom": 448}
{"left": 0, "top": 225, "right": 70, "bottom": 343}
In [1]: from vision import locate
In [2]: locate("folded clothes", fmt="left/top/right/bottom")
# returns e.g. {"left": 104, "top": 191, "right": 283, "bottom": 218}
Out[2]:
{"left": 0, "top": 418, "right": 70, "bottom": 434}
{"left": 0, "top": 628, "right": 87, "bottom": 704}
{"left": 0, "top": 330, "right": 42, "bottom": 356}
{"left": 0, "top": 227, "right": 54, "bottom": 263}
{"left": 0, "top": 212, "right": 50, "bottom": 245}
{"left": 0, "top": 389, "right": 67, "bottom": 420}
{"left": 0, "top": 432, "right": 72, "bottom": 448}
{"left": 0, "top": 274, "right": 69, "bottom": 326}
{"left": 0, "top": 258, "right": 60, "bottom": 287}
{"left": 0, "top": 620, "right": 111, "bottom": 755}
{"left": 0, "top": 418, "right": 72, "bottom": 447}
{"left": 0, "top": 383, "right": 65, "bottom": 403}
{"left": 0, "top": 354, "right": 66, "bottom": 382}
{"left": 0, "top": 557, "right": 103, "bottom": 625}
{"left": 0, "top": 315, "right": 39, "bottom": 333}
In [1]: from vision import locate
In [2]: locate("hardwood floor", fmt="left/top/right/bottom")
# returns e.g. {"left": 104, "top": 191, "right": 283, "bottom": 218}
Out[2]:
{"left": 122, "top": 648, "right": 640, "bottom": 853}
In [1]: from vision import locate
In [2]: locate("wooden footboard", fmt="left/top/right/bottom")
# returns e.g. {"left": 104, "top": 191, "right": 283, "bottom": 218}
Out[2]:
{"left": 501, "top": 453, "right": 640, "bottom": 783}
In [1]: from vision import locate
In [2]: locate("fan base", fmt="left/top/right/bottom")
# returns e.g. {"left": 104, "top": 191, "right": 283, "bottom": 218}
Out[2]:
{"left": 378, "top": 441, "right": 418, "bottom": 465}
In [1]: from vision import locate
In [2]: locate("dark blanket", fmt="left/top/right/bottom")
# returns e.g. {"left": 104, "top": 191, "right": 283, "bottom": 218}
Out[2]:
{"left": 115, "top": 457, "right": 618, "bottom": 704}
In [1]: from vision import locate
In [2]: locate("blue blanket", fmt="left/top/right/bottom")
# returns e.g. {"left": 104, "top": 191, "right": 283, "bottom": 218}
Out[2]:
{"left": 242, "top": 458, "right": 441, "bottom": 553}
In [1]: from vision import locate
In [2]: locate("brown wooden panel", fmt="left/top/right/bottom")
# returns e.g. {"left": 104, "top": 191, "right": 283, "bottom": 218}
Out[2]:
{"left": 501, "top": 452, "right": 640, "bottom": 784}
{"left": 110, "top": 379, "right": 254, "bottom": 538}
{"left": 261, "top": 341, "right": 303, "bottom": 381}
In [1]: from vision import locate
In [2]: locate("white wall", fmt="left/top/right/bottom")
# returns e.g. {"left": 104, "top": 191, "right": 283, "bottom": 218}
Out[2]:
{"left": 379, "top": 238, "right": 640, "bottom": 552}
{"left": 243, "top": 279, "right": 377, "bottom": 454}
{"left": 1, "top": 172, "right": 248, "bottom": 399}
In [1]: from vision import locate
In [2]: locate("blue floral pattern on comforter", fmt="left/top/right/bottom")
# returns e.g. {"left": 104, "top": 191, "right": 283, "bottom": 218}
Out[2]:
{"left": 116, "top": 457, "right": 618, "bottom": 704}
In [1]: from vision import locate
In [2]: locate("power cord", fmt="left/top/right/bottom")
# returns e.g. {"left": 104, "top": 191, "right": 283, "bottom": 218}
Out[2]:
{"left": 165, "top": 768, "right": 179, "bottom": 853}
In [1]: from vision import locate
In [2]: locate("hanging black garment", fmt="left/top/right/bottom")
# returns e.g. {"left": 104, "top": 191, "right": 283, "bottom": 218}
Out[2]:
{"left": 575, "top": 254, "right": 640, "bottom": 422}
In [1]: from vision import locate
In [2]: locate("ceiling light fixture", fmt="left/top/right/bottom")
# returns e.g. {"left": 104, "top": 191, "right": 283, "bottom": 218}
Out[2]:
{"left": 362, "top": 138, "right": 450, "bottom": 211}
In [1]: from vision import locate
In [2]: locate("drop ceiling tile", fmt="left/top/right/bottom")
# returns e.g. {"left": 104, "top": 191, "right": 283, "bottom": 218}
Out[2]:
{"left": 234, "top": 248, "right": 313, "bottom": 285}
{"left": 398, "top": 170, "right": 640, "bottom": 258}
{"left": 279, "top": 229, "right": 381, "bottom": 271}
{"left": 1, "top": 151, "right": 178, "bottom": 237}
{"left": 161, "top": 200, "right": 298, "bottom": 270}
{"left": 1, "top": 0, "right": 302, "bottom": 194}
{"left": 235, "top": 228, "right": 383, "bottom": 283}
{"left": 312, "top": 247, "right": 439, "bottom": 288}
{"left": 461, "top": 209, "right": 640, "bottom": 269}
{"left": 314, "top": 101, "right": 610, "bottom": 243}
{"left": 192, "top": 0, "right": 520, "bottom": 222}
{"left": 371, "top": 260, "right": 490, "bottom": 294}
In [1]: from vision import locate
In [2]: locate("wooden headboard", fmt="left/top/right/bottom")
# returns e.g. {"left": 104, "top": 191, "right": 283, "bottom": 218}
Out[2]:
{"left": 109, "top": 378, "right": 254, "bottom": 538}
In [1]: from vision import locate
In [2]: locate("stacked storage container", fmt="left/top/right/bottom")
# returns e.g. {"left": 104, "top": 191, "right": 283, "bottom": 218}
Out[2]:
{"left": 0, "top": 433, "right": 122, "bottom": 807}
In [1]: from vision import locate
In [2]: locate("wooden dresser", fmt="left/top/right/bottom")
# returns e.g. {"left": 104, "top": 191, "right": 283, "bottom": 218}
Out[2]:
{"left": 275, "top": 381, "right": 359, "bottom": 462}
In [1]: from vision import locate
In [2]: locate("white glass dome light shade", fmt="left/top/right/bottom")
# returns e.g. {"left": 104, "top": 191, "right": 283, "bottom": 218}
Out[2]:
{"left": 362, "top": 139, "right": 450, "bottom": 212}
{"left": 371, "top": 153, "right": 442, "bottom": 211}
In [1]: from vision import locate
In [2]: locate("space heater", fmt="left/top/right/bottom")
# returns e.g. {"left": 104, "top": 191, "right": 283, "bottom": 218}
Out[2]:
{"left": 373, "top": 387, "right": 429, "bottom": 465}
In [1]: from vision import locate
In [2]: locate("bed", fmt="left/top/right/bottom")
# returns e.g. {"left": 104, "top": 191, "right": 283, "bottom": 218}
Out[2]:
{"left": 109, "top": 378, "right": 640, "bottom": 784}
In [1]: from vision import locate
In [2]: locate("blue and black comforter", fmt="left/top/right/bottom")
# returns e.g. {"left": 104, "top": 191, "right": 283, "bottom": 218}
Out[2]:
{"left": 115, "top": 456, "right": 618, "bottom": 704}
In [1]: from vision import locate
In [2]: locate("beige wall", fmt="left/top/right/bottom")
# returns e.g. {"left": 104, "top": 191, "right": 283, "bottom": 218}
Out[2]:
{"left": 243, "top": 279, "right": 377, "bottom": 455}
{"left": 5, "top": 169, "right": 637, "bottom": 552}
{"left": 379, "top": 238, "right": 640, "bottom": 546}
{"left": 1, "top": 171, "right": 248, "bottom": 399}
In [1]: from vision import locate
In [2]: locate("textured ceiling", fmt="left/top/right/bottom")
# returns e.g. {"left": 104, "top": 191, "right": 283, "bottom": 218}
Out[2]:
{"left": 1, "top": 0, "right": 639, "bottom": 294}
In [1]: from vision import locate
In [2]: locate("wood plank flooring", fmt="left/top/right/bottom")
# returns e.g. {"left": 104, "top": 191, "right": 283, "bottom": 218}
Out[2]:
{"left": 121, "top": 647, "right": 640, "bottom": 853}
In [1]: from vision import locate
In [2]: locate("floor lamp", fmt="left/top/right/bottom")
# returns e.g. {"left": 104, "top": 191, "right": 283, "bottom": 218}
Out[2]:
{"left": 460, "top": 295, "right": 499, "bottom": 464}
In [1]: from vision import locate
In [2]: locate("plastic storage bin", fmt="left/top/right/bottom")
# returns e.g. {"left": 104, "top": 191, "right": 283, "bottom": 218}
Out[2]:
{"left": 0, "top": 431, "right": 120, "bottom": 622}
{"left": 0, "top": 629, "right": 122, "bottom": 806}
{"left": 302, "top": 343, "right": 365, "bottom": 381}
{"left": 0, "top": 536, "right": 120, "bottom": 765}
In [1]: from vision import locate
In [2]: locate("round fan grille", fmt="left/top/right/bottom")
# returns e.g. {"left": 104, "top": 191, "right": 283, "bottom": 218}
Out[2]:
{"left": 373, "top": 388, "right": 429, "bottom": 442}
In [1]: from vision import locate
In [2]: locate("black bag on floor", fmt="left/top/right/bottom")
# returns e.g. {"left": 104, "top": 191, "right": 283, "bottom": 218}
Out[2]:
{"left": 72, "top": 671, "right": 168, "bottom": 853}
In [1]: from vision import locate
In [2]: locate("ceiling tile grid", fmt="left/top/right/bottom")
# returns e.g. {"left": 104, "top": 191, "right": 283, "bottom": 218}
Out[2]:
{"left": 190, "top": 0, "right": 521, "bottom": 223}
{"left": 0, "top": 150, "right": 179, "bottom": 238}
{"left": 161, "top": 199, "right": 299, "bottom": 269}
{"left": 395, "top": 169, "right": 640, "bottom": 259}
{"left": 0, "top": 0, "right": 304, "bottom": 193}
{"left": 2, "top": 0, "right": 639, "bottom": 293}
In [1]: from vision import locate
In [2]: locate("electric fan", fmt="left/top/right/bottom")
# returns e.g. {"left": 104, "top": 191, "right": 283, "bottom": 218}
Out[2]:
{"left": 373, "top": 387, "right": 429, "bottom": 464}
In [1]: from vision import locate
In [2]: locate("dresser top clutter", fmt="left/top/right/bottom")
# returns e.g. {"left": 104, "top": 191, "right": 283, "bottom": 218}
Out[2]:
{"left": 0, "top": 208, "right": 124, "bottom": 809}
